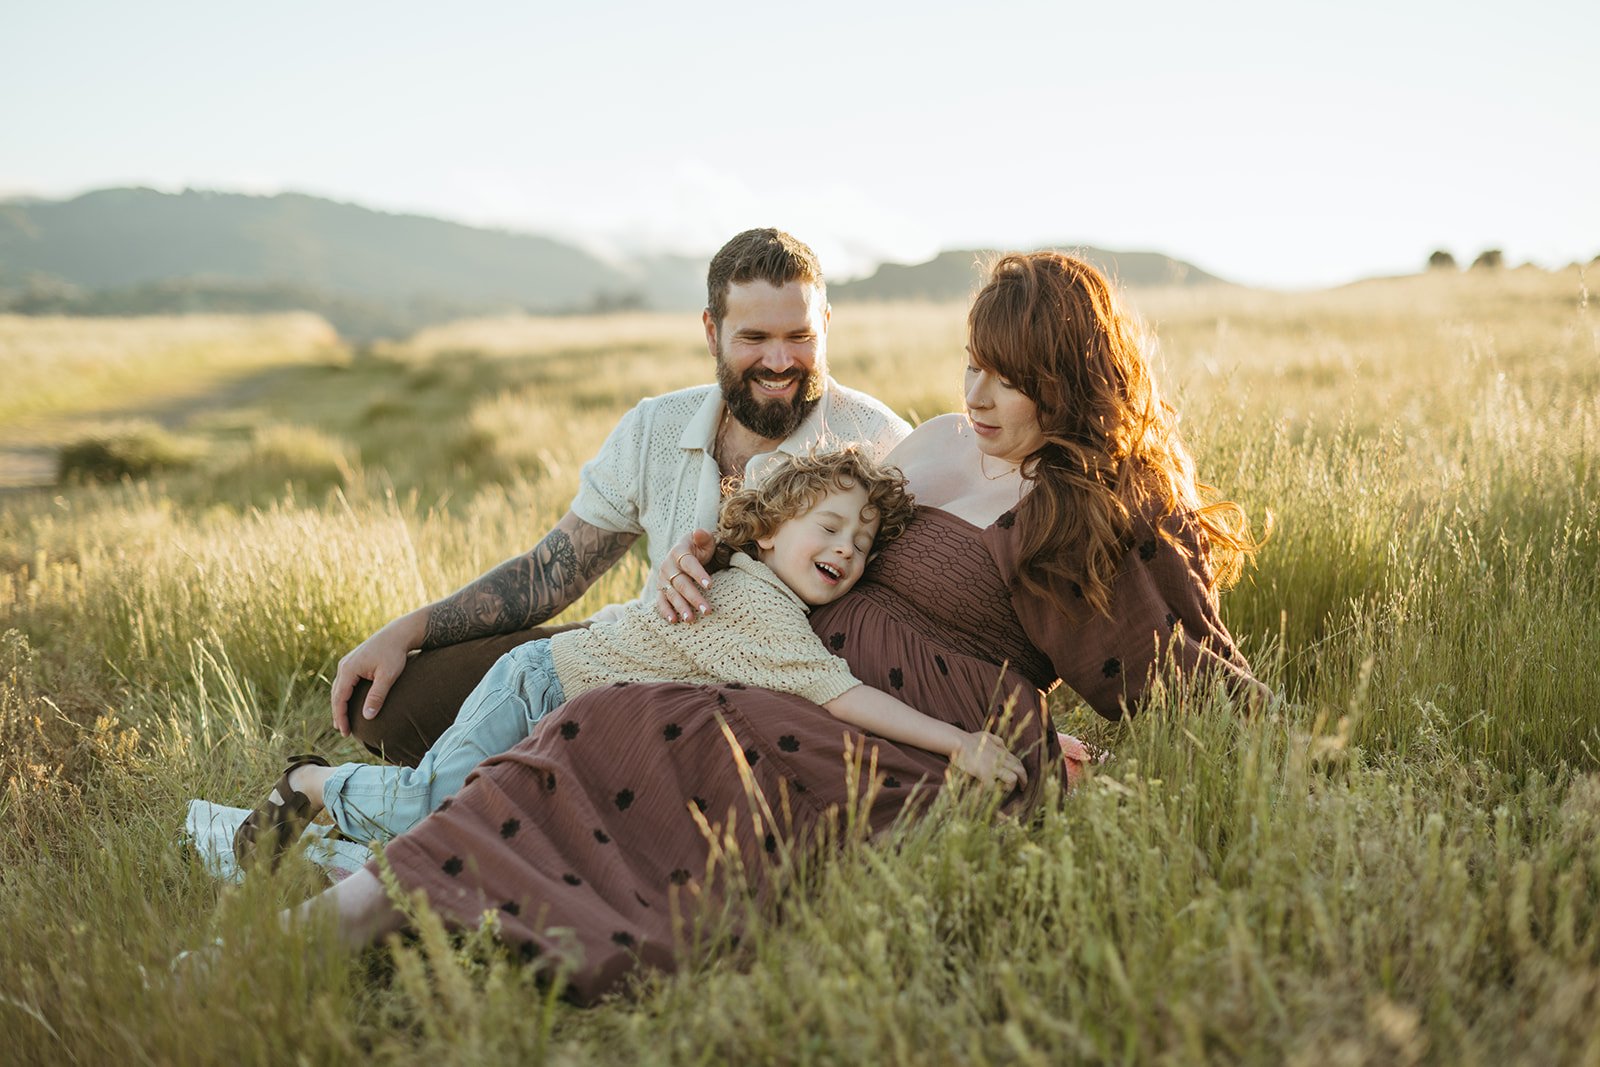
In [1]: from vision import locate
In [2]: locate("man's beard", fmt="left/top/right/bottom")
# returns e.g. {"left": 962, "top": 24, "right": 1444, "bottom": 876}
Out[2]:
{"left": 716, "top": 347, "right": 824, "bottom": 441}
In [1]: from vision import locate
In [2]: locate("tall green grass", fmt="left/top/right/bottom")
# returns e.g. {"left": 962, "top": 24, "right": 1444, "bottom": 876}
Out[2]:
{"left": 2, "top": 270, "right": 1598, "bottom": 1063}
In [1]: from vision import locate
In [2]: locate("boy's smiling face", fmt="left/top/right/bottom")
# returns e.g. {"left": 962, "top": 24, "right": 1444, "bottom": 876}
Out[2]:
{"left": 756, "top": 482, "right": 878, "bottom": 607}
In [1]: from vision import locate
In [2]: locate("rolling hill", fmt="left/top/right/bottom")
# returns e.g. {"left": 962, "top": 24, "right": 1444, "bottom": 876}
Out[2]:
{"left": 0, "top": 188, "right": 1230, "bottom": 337}
{"left": 830, "top": 247, "right": 1226, "bottom": 303}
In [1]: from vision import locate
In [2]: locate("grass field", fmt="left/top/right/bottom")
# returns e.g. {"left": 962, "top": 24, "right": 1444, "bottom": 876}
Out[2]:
{"left": 2, "top": 267, "right": 1598, "bottom": 1064}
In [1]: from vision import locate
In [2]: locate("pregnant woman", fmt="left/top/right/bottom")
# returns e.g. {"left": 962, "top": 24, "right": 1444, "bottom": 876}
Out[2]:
{"left": 275, "top": 251, "right": 1269, "bottom": 1002}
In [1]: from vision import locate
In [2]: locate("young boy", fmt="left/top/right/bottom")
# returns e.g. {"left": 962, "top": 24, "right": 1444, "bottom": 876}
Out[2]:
{"left": 236, "top": 449, "right": 1026, "bottom": 868}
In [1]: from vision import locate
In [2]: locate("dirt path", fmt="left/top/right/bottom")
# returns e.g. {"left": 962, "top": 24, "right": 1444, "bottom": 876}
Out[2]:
{"left": 0, "top": 363, "right": 315, "bottom": 492}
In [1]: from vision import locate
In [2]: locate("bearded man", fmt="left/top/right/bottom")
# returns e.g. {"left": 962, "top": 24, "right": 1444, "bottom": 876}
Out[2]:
{"left": 330, "top": 228, "right": 909, "bottom": 763}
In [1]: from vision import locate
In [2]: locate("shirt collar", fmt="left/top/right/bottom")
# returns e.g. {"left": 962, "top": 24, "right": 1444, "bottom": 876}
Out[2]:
{"left": 727, "top": 551, "right": 810, "bottom": 613}
{"left": 679, "top": 387, "right": 724, "bottom": 452}
{"left": 678, "top": 377, "right": 841, "bottom": 457}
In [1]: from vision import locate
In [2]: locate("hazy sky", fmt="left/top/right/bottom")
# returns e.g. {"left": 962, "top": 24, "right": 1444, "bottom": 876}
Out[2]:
{"left": 3, "top": 0, "right": 1594, "bottom": 287}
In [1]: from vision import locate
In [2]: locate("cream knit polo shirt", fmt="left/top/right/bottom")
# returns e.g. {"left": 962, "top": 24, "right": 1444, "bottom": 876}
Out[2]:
{"left": 571, "top": 379, "right": 909, "bottom": 623}
{"left": 547, "top": 553, "right": 863, "bottom": 706}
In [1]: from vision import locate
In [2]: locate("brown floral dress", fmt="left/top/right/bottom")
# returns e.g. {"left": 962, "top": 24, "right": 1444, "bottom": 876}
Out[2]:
{"left": 374, "top": 507, "right": 1259, "bottom": 1002}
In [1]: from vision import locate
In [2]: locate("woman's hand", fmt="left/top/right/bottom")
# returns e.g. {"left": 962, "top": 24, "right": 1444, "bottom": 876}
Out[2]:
{"left": 950, "top": 731, "right": 1028, "bottom": 791}
{"left": 656, "top": 529, "right": 717, "bottom": 623}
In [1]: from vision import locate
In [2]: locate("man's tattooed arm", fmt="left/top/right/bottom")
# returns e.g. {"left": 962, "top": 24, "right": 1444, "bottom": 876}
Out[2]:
{"left": 420, "top": 511, "right": 638, "bottom": 650}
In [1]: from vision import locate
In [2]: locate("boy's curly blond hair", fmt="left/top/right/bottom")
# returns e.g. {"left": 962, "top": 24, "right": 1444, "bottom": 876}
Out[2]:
{"left": 714, "top": 448, "right": 916, "bottom": 565}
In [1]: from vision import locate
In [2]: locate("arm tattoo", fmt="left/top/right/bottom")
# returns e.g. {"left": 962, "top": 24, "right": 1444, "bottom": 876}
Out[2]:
{"left": 421, "top": 514, "right": 637, "bottom": 649}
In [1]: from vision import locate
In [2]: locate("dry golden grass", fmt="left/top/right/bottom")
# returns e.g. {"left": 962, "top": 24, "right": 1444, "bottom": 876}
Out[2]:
{"left": 0, "top": 312, "right": 341, "bottom": 425}
{"left": 2, "top": 268, "right": 1598, "bottom": 1064}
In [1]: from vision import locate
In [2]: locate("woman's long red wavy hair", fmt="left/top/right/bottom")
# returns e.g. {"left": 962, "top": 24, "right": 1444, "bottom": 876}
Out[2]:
{"left": 967, "top": 252, "right": 1262, "bottom": 617}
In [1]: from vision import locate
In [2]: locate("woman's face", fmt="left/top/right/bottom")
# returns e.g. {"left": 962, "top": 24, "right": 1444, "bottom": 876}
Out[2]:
{"left": 963, "top": 356, "right": 1047, "bottom": 466}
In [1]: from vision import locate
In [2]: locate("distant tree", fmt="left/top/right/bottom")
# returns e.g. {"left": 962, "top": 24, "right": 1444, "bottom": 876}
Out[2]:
{"left": 1427, "top": 250, "right": 1458, "bottom": 271}
{"left": 3, "top": 276, "right": 83, "bottom": 313}
{"left": 585, "top": 289, "right": 648, "bottom": 314}
{"left": 1471, "top": 249, "right": 1504, "bottom": 271}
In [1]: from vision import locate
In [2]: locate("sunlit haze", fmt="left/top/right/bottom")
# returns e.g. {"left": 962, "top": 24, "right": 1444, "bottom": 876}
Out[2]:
{"left": 3, "top": 0, "right": 1594, "bottom": 288}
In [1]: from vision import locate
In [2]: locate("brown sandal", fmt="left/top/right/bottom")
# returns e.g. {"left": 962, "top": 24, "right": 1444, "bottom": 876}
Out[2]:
{"left": 233, "top": 754, "right": 330, "bottom": 870}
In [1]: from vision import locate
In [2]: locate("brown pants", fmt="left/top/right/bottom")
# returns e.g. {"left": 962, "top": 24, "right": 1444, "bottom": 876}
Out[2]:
{"left": 347, "top": 623, "right": 590, "bottom": 767}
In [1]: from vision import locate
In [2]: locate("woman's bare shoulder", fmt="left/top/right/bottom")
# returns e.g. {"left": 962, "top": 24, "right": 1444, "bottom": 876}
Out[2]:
{"left": 889, "top": 413, "right": 967, "bottom": 459}
{"left": 919, "top": 412, "right": 968, "bottom": 435}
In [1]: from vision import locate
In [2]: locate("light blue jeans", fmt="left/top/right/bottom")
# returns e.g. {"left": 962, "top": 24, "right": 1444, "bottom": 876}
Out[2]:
{"left": 324, "top": 638, "right": 565, "bottom": 843}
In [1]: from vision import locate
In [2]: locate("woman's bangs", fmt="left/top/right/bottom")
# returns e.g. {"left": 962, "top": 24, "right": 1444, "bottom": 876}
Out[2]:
{"left": 967, "top": 286, "right": 1036, "bottom": 389}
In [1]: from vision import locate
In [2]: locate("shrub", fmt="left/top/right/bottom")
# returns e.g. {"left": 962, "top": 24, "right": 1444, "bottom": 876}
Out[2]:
{"left": 1427, "top": 249, "right": 1458, "bottom": 271}
{"left": 1472, "top": 249, "right": 1505, "bottom": 270}
{"left": 56, "top": 421, "right": 206, "bottom": 483}
{"left": 211, "top": 424, "right": 358, "bottom": 502}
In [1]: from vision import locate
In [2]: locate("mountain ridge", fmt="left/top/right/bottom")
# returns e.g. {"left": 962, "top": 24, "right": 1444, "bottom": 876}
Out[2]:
{"left": 832, "top": 247, "right": 1226, "bottom": 302}
{"left": 0, "top": 187, "right": 1229, "bottom": 338}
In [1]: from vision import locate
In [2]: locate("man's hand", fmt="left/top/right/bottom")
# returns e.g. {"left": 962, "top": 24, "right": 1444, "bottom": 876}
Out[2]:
{"left": 330, "top": 511, "right": 637, "bottom": 734}
{"left": 656, "top": 528, "right": 717, "bottom": 623}
{"left": 331, "top": 610, "right": 427, "bottom": 736}
{"left": 950, "top": 731, "right": 1028, "bottom": 791}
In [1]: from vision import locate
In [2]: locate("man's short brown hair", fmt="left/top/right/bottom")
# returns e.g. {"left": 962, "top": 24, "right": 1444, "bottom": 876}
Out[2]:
{"left": 706, "top": 228, "right": 826, "bottom": 326}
